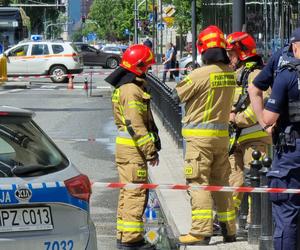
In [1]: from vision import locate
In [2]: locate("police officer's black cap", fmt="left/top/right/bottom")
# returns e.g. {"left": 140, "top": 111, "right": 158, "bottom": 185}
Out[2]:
{"left": 288, "top": 27, "right": 300, "bottom": 51}
{"left": 290, "top": 28, "right": 300, "bottom": 44}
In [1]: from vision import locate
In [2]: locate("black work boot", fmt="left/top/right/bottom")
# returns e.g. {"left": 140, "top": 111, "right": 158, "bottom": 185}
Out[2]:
{"left": 117, "top": 239, "right": 122, "bottom": 249}
{"left": 219, "top": 222, "right": 236, "bottom": 243}
{"left": 120, "top": 240, "right": 156, "bottom": 250}
{"left": 223, "top": 235, "right": 237, "bottom": 243}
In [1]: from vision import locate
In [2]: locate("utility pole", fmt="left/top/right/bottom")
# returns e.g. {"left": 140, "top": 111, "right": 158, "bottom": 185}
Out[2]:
{"left": 134, "top": 0, "right": 138, "bottom": 43}
{"left": 232, "top": 0, "right": 245, "bottom": 32}
{"left": 160, "top": 0, "right": 163, "bottom": 63}
{"left": 191, "top": 0, "right": 197, "bottom": 68}
{"left": 152, "top": 0, "right": 156, "bottom": 55}
{"left": 65, "top": 0, "right": 69, "bottom": 41}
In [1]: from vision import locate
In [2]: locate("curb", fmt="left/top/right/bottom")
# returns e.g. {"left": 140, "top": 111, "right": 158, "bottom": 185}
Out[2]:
{"left": 1, "top": 82, "right": 30, "bottom": 89}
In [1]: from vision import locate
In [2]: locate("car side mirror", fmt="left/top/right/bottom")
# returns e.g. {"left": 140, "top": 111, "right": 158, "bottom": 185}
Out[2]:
{"left": 96, "top": 49, "right": 100, "bottom": 54}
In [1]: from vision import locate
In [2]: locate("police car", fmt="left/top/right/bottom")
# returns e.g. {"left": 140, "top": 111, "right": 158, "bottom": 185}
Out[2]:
{"left": 0, "top": 106, "right": 97, "bottom": 250}
{"left": 3, "top": 40, "right": 83, "bottom": 83}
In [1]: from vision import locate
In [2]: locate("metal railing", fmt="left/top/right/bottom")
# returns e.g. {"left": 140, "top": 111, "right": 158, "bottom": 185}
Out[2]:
{"left": 146, "top": 73, "right": 183, "bottom": 148}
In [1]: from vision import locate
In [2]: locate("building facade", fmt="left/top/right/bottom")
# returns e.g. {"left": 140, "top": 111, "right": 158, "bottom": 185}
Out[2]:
{"left": 202, "top": 0, "right": 299, "bottom": 57}
{"left": 67, "top": 0, "right": 93, "bottom": 39}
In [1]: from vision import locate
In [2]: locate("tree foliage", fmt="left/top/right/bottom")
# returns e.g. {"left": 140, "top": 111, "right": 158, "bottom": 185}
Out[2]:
{"left": 88, "top": 0, "right": 203, "bottom": 41}
{"left": 88, "top": 0, "right": 134, "bottom": 41}
{"left": 171, "top": 0, "right": 202, "bottom": 34}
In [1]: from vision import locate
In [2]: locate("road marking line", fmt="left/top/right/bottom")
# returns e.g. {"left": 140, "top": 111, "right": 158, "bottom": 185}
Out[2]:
{"left": 41, "top": 85, "right": 57, "bottom": 89}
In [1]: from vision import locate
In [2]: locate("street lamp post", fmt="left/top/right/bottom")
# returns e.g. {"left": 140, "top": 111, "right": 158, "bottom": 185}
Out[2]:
{"left": 233, "top": 0, "right": 245, "bottom": 32}
{"left": 191, "top": 0, "right": 197, "bottom": 69}
{"left": 45, "top": 22, "right": 73, "bottom": 40}
{"left": 160, "top": 0, "right": 163, "bottom": 63}
{"left": 134, "top": 0, "right": 138, "bottom": 43}
{"left": 134, "top": 0, "right": 147, "bottom": 44}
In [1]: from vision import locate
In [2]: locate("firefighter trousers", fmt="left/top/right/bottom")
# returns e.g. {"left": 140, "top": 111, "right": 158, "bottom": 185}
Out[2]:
{"left": 229, "top": 140, "right": 269, "bottom": 215}
{"left": 116, "top": 161, "right": 148, "bottom": 244}
{"left": 184, "top": 145, "right": 236, "bottom": 237}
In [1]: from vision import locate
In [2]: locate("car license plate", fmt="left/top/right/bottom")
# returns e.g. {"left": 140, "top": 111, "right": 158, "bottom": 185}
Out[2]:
{"left": 0, "top": 207, "right": 53, "bottom": 232}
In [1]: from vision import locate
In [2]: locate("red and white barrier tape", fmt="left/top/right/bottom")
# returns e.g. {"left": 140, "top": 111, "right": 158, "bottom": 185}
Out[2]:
{"left": 153, "top": 67, "right": 188, "bottom": 73}
{"left": 92, "top": 182, "right": 300, "bottom": 194}
{"left": 7, "top": 71, "right": 113, "bottom": 81}
{"left": 6, "top": 66, "right": 190, "bottom": 81}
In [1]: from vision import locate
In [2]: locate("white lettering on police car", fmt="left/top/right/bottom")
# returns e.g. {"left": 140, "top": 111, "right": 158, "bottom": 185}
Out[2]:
{"left": 0, "top": 191, "right": 11, "bottom": 203}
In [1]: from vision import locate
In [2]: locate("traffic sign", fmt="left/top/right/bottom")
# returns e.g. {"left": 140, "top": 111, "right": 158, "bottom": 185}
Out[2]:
{"left": 163, "top": 16, "right": 174, "bottom": 27}
{"left": 157, "top": 23, "right": 165, "bottom": 31}
{"left": 124, "top": 29, "right": 129, "bottom": 35}
{"left": 87, "top": 32, "right": 97, "bottom": 42}
{"left": 163, "top": 5, "right": 176, "bottom": 17}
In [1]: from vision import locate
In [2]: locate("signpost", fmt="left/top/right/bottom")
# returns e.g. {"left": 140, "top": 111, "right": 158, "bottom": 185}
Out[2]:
{"left": 87, "top": 32, "right": 97, "bottom": 42}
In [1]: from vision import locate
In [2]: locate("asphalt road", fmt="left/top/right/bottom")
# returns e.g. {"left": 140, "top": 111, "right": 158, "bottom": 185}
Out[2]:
{"left": 0, "top": 68, "right": 119, "bottom": 250}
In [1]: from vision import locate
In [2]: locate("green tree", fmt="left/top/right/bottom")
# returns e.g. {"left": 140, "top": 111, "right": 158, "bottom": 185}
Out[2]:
{"left": 88, "top": 0, "right": 134, "bottom": 41}
{"left": 88, "top": 0, "right": 203, "bottom": 41}
{"left": 171, "top": 0, "right": 202, "bottom": 34}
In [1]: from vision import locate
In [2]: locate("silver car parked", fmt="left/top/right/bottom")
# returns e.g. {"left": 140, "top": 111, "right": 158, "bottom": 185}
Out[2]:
{"left": 0, "top": 106, "right": 97, "bottom": 250}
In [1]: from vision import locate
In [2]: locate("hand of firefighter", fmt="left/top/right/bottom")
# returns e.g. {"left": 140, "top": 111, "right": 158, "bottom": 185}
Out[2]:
{"left": 149, "top": 153, "right": 159, "bottom": 167}
{"left": 264, "top": 124, "right": 275, "bottom": 135}
{"left": 229, "top": 112, "right": 236, "bottom": 124}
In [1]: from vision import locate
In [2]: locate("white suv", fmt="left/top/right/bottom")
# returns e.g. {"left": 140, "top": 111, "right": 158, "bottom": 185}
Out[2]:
{"left": 3, "top": 40, "right": 83, "bottom": 83}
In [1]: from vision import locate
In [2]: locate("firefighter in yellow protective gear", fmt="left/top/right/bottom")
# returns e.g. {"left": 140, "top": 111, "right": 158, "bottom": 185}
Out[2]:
{"left": 173, "top": 25, "right": 237, "bottom": 245}
{"left": 226, "top": 32, "right": 272, "bottom": 228}
{"left": 105, "top": 44, "right": 160, "bottom": 250}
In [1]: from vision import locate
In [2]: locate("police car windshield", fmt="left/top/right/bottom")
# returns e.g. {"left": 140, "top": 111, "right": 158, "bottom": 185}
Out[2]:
{"left": 0, "top": 117, "right": 68, "bottom": 177}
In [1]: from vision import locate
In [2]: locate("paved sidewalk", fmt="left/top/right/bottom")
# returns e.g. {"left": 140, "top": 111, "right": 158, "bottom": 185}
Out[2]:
{"left": 148, "top": 111, "right": 259, "bottom": 250}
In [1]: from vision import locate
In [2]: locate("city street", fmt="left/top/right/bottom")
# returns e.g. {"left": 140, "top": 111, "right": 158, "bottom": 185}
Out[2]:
{"left": 0, "top": 68, "right": 119, "bottom": 249}
{"left": 1, "top": 0, "right": 295, "bottom": 249}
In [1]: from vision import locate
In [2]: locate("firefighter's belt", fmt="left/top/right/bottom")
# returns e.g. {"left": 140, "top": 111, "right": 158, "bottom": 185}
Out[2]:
{"left": 116, "top": 131, "right": 155, "bottom": 147}
{"left": 238, "top": 124, "right": 268, "bottom": 143}
{"left": 182, "top": 122, "right": 229, "bottom": 137}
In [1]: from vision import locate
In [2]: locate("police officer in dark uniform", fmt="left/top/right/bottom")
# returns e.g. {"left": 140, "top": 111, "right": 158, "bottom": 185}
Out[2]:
{"left": 248, "top": 40, "right": 296, "bottom": 128}
{"left": 262, "top": 27, "right": 300, "bottom": 250}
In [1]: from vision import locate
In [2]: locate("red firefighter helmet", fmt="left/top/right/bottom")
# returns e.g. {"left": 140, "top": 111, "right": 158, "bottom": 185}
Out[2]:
{"left": 119, "top": 44, "right": 155, "bottom": 76}
{"left": 226, "top": 32, "right": 257, "bottom": 61}
{"left": 197, "top": 25, "right": 227, "bottom": 54}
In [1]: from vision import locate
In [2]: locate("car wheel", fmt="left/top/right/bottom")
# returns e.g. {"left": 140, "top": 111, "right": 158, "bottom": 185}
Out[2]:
{"left": 106, "top": 57, "right": 119, "bottom": 69}
{"left": 49, "top": 65, "right": 68, "bottom": 83}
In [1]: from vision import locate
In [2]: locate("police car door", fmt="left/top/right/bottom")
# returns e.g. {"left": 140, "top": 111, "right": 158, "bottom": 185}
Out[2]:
{"left": 6, "top": 44, "right": 29, "bottom": 75}
{"left": 29, "top": 44, "right": 49, "bottom": 75}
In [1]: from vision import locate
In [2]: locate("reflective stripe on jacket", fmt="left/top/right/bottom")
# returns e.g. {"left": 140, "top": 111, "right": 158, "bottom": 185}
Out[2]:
{"left": 238, "top": 124, "right": 269, "bottom": 143}
{"left": 116, "top": 131, "right": 155, "bottom": 147}
{"left": 182, "top": 122, "right": 229, "bottom": 137}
